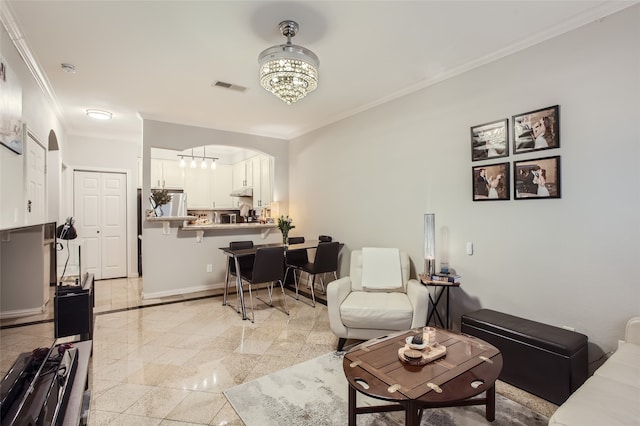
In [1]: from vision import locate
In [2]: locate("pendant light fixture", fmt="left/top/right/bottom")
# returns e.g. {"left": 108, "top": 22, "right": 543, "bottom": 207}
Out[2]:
{"left": 190, "top": 148, "right": 197, "bottom": 169}
{"left": 178, "top": 148, "right": 218, "bottom": 170}
{"left": 201, "top": 147, "right": 208, "bottom": 169}
{"left": 258, "top": 20, "right": 319, "bottom": 105}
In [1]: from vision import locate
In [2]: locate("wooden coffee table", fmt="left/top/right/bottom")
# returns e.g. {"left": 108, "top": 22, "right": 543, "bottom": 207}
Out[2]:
{"left": 342, "top": 328, "right": 503, "bottom": 426}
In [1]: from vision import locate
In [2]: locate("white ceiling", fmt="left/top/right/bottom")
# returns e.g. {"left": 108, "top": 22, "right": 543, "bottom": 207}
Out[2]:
{"left": 1, "top": 1, "right": 634, "bottom": 144}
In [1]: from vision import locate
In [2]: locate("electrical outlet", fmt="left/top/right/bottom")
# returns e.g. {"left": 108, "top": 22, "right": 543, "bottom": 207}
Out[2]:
{"left": 206, "top": 264, "right": 213, "bottom": 273}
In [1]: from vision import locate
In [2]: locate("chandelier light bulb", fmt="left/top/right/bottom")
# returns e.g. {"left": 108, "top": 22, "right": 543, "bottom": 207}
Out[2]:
{"left": 211, "top": 160, "right": 217, "bottom": 170}
{"left": 179, "top": 157, "right": 186, "bottom": 168}
{"left": 258, "top": 20, "right": 319, "bottom": 104}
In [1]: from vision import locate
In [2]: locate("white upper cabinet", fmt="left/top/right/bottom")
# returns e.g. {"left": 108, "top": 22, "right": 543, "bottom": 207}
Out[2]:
{"left": 162, "top": 160, "right": 185, "bottom": 188}
{"left": 232, "top": 159, "right": 253, "bottom": 188}
{"left": 251, "top": 156, "right": 262, "bottom": 206}
{"left": 185, "top": 166, "right": 211, "bottom": 209}
{"left": 184, "top": 164, "right": 234, "bottom": 209}
{"left": 259, "top": 156, "right": 272, "bottom": 208}
{"left": 151, "top": 159, "right": 184, "bottom": 189}
{"left": 211, "top": 165, "right": 234, "bottom": 208}
{"left": 234, "top": 155, "right": 273, "bottom": 210}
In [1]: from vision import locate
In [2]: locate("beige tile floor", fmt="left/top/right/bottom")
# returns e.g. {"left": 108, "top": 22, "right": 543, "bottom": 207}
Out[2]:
{"left": 0, "top": 278, "right": 556, "bottom": 425}
{"left": 1, "top": 278, "right": 337, "bottom": 425}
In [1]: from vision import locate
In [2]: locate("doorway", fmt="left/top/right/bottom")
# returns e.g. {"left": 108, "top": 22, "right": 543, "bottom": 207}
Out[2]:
{"left": 73, "top": 171, "right": 127, "bottom": 280}
{"left": 24, "top": 130, "right": 46, "bottom": 225}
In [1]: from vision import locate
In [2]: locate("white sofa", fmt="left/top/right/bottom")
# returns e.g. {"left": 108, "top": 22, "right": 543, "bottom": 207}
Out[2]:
{"left": 548, "top": 316, "right": 640, "bottom": 426}
{"left": 327, "top": 249, "right": 429, "bottom": 351}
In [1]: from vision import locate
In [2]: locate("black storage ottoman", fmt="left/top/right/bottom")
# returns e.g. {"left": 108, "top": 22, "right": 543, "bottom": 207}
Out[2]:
{"left": 461, "top": 309, "right": 588, "bottom": 405}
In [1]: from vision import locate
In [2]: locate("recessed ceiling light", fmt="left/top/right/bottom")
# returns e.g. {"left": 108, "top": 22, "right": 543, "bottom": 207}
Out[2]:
{"left": 86, "top": 109, "right": 112, "bottom": 120}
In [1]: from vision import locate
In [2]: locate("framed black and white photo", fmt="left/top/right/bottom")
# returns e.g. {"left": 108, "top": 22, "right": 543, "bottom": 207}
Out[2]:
{"left": 471, "top": 119, "right": 508, "bottom": 161}
{"left": 514, "top": 156, "right": 561, "bottom": 199}
{"left": 472, "top": 162, "right": 510, "bottom": 201}
{"left": 512, "top": 105, "right": 559, "bottom": 154}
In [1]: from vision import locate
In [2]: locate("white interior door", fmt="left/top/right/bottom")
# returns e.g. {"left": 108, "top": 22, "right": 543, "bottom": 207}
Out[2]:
{"left": 101, "top": 174, "right": 127, "bottom": 278}
{"left": 74, "top": 171, "right": 127, "bottom": 280}
{"left": 24, "top": 132, "right": 46, "bottom": 225}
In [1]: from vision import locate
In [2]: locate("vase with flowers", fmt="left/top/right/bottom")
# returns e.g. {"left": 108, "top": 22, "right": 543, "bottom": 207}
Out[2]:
{"left": 150, "top": 189, "right": 172, "bottom": 217}
{"left": 277, "top": 215, "right": 295, "bottom": 245}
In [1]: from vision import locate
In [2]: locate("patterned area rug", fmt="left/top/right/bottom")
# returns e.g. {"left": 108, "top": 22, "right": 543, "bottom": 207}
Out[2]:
{"left": 224, "top": 352, "right": 549, "bottom": 426}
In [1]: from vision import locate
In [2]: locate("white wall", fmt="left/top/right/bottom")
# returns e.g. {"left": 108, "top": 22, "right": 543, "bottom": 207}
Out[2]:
{"left": 1, "top": 24, "right": 66, "bottom": 230}
{"left": 1, "top": 22, "right": 66, "bottom": 317}
{"left": 65, "top": 134, "right": 141, "bottom": 278}
{"left": 290, "top": 7, "right": 640, "bottom": 358}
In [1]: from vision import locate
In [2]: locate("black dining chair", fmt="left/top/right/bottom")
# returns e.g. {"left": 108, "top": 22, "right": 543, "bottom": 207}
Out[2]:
{"left": 319, "top": 235, "right": 333, "bottom": 242}
{"left": 284, "top": 236, "right": 309, "bottom": 301}
{"left": 224, "top": 240, "right": 255, "bottom": 311}
{"left": 292, "top": 241, "right": 340, "bottom": 307}
{"left": 239, "top": 246, "right": 289, "bottom": 322}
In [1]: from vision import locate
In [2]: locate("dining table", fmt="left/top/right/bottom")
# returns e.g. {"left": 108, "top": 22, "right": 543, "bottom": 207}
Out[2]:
{"left": 219, "top": 239, "right": 323, "bottom": 320}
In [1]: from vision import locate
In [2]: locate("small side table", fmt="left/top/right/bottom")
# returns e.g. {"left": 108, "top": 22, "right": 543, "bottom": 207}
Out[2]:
{"left": 419, "top": 274, "right": 461, "bottom": 330}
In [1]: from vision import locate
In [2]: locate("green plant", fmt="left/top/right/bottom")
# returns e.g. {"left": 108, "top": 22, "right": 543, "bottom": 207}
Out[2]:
{"left": 150, "top": 189, "right": 172, "bottom": 207}
{"left": 277, "top": 215, "right": 295, "bottom": 243}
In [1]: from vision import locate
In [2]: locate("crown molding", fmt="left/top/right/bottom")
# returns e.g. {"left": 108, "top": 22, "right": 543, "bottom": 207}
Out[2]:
{"left": 0, "top": 0, "right": 67, "bottom": 128}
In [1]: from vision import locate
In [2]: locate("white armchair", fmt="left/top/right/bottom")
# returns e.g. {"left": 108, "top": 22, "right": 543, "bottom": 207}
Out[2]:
{"left": 327, "top": 248, "right": 429, "bottom": 351}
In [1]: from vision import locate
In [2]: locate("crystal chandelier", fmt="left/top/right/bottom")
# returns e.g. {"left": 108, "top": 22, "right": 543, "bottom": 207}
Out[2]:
{"left": 258, "top": 20, "right": 319, "bottom": 105}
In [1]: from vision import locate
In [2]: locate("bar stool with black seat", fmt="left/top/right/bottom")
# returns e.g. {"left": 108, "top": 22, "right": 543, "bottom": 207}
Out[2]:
{"left": 223, "top": 240, "right": 255, "bottom": 312}
{"left": 239, "top": 246, "right": 289, "bottom": 322}
{"left": 319, "top": 235, "right": 333, "bottom": 242}
{"left": 284, "top": 236, "right": 312, "bottom": 305}
{"left": 295, "top": 241, "right": 340, "bottom": 306}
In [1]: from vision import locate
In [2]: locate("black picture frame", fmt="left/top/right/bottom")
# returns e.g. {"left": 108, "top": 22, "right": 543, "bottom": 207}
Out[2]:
{"left": 514, "top": 155, "right": 561, "bottom": 200}
{"left": 472, "top": 162, "right": 510, "bottom": 201}
{"left": 512, "top": 105, "right": 559, "bottom": 154}
{"left": 470, "top": 119, "right": 508, "bottom": 161}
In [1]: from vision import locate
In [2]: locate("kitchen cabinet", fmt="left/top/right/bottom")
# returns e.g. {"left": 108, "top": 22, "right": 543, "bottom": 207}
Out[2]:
{"left": 211, "top": 165, "right": 234, "bottom": 208}
{"left": 230, "top": 155, "right": 273, "bottom": 210}
{"left": 185, "top": 165, "right": 234, "bottom": 209}
{"left": 151, "top": 159, "right": 184, "bottom": 189}
{"left": 232, "top": 159, "right": 253, "bottom": 188}
{"left": 252, "top": 156, "right": 272, "bottom": 209}
{"left": 185, "top": 166, "right": 211, "bottom": 209}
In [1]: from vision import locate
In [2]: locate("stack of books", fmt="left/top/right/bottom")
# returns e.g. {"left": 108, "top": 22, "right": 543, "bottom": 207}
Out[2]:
{"left": 429, "top": 273, "right": 461, "bottom": 284}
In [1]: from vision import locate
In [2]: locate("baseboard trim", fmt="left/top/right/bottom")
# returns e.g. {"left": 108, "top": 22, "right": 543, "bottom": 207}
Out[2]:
{"left": 0, "top": 305, "right": 45, "bottom": 320}
{"left": 142, "top": 283, "right": 222, "bottom": 300}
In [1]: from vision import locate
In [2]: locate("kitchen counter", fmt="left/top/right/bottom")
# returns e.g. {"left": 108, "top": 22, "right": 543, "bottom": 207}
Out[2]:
{"left": 146, "top": 215, "right": 196, "bottom": 222}
{"left": 182, "top": 222, "right": 277, "bottom": 231}
{"left": 181, "top": 222, "right": 278, "bottom": 242}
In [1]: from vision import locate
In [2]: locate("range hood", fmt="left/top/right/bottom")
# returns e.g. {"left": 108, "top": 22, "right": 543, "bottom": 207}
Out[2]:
{"left": 230, "top": 187, "right": 253, "bottom": 197}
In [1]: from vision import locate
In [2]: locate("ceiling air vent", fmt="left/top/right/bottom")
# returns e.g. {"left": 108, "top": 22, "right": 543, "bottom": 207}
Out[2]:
{"left": 213, "top": 81, "right": 247, "bottom": 93}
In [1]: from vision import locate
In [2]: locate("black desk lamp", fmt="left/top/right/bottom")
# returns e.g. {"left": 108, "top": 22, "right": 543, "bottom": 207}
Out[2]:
{"left": 56, "top": 217, "right": 77, "bottom": 284}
